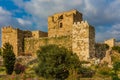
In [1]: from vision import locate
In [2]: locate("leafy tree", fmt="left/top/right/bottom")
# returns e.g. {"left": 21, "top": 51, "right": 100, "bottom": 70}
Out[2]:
{"left": 35, "top": 45, "right": 81, "bottom": 80}
{"left": 2, "top": 42, "right": 16, "bottom": 75}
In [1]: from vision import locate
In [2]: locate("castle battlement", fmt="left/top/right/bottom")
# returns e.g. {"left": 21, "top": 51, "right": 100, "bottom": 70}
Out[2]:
{"left": 2, "top": 26, "right": 17, "bottom": 30}
{"left": 73, "top": 21, "right": 89, "bottom": 28}
{"left": 2, "top": 26, "right": 18, "bottom": 33}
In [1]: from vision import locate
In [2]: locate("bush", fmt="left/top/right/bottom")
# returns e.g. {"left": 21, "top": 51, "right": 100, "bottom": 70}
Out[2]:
{"left": 113, "top": 61, "right": 120, "bottom": 74}
{"left": 2, "top": 43, "right": 16, "bottom": 75}
{"left": 112, "top": 46, "right": 120, "bottom": 53}
{"left": 35, "top": 45, "right": 81, "bottom": 80}
{"left": 98, "top": 66, "right": 111, "bottom": 76}
{"left": 14, "top": 63, "right": 25, "bottom": 74}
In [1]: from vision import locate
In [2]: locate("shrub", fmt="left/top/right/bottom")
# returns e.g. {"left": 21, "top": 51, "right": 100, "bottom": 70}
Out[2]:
{"left": 112, "top": 46, "right": 120, "bottom": 53}
{"left": 35, "top": 45, "right": 81, "bottom": 80}
{"left": 113, "top": 61, "right": 120, "bottom": 74}
{"left": 98, "top": 66, "right": 111, "bottom": 76}
{"left": 14, "top": 63, "right": 25, "bottom": 74}
{"left": 2, "top": 42, "right": 16, "bottom": 75}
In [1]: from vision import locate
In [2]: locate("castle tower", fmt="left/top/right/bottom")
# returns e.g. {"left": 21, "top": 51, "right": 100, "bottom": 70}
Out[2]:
{"left": 48, "top": 9, "right": 83, "bottom": 37}
{"left": 2, "top": 26, "right": 19, "bottom": 56}
{"left": 1, "top": 26, "right": 32, "bottom": 56}
{"left": 72, "top": 21, "right": 95, "bottom": 61}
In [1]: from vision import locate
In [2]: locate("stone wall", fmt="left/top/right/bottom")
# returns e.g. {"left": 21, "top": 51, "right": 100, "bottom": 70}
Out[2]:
{"left": 104, "top": 38, "right": 115, "bottom": 48}
{"left": 1, "top": 26, "right": 48, "bottom": 56}
{"left": 1, "top": 10, "right": 98, "bottom": 62}
{"left": 48, "top": 9, "right": 82, "bottom": 37}
{"left": 17, "top": 29, "right": 24, "bottom": 56}
{"left": 72, "top": 21, "right": 95, "bottom": 61}
{"left": 23, "top": 31, "right": 32, "bottom": 38}
{"left": 24, "top": 36, "right": 72, "bottom": 56}
{"left": 32, "top": 30, "right": 48, "bottom": 38}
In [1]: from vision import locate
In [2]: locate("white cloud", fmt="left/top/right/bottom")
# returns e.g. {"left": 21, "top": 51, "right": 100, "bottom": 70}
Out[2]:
{"left": 13, "top": 0, "right": 84, "bottom": 31}
{"left": 96, "top": 24, "right": 120, "bottom": 42}
{"left": 17, "top": 18, "right": 32, "bottom": 26}
{"left": 0, "top": 6, "right": 32, "bottom": 30}
{"left": 13, "top": 0, "right": 85, "bottom": 19}
{"left": 0, "top": 7, "right": 11, "bottom": 15}
{"left": 83, "top": 0, "right": 97, "bottom": 15}
{"left": 108, "top": 24, "right": 120, "bottom": 36}
{"left": 0, "top": 7, "right": 13, "bottom": 26}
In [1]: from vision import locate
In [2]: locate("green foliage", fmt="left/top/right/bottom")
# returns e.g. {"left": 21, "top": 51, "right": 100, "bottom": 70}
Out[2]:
{"left": 111, "top": 52, "right": 120, "bottom": 63}
{"left": 2, "top": 42, "right": 16, "bottom": 75}
{"left": 112, "top": 46, "right": 120, "bottom": 53}
{"left": 35, "top": 45, "right": 81, "bottom": 80}
{"left": 98, "top": 66, "right": 111, "bottom": 76}
{"left": 113, "top": 61, "right": 120, "bottom": 74}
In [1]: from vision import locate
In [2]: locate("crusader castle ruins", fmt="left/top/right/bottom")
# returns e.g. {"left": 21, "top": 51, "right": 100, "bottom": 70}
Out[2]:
{"left": 1, "top": 9, "right": 115, "bottom": 61}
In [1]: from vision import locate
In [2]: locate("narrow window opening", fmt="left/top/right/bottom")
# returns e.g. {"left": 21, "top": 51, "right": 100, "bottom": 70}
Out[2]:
{"left": 60, "top": 23, "right": 63, "bottom": 28}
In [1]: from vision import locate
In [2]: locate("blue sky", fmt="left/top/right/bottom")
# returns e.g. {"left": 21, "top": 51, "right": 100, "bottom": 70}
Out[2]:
{"left": 0, "top": 0, "right": 120, "bottom": 42}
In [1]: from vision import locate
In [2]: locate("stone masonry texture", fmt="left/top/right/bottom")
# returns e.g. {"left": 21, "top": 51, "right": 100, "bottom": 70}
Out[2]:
{"left": 1, "top": 9, "right": 115, "bottom": 61}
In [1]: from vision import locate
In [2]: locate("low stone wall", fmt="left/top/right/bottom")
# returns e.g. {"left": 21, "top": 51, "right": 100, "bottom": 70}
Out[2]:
{"left": 24, "top": 36, "right": 72, "bottom": 56}
{"left": 16, "top": 56, "right": 37, "bottom": 65}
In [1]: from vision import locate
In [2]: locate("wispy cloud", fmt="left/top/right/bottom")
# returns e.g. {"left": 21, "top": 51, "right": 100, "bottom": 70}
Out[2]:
{"left": 0, "top": 6, "right": 16, "bottom": 27}
{"left": 17, "top": 18, "right": 32, "bottom": 26}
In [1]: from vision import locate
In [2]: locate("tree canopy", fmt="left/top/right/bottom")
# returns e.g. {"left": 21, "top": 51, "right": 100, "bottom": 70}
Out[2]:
{"left": 35, "top": 45, "right": 81, "bottom": 80}
{"left": 2, "top": 42, "right": 16, "bottom": 75}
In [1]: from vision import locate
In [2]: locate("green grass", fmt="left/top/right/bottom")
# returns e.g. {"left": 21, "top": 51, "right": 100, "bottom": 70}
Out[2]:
{"left": 0, "top": 65, "right": 45, "bottom": 80}
{"left": 0, "top": 66, "right": 6, "bottom": 75}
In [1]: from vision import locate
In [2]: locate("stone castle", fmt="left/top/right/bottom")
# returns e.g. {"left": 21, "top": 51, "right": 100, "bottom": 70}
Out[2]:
{"left": 1, "top": 9, "right": 115, "bottom": 61}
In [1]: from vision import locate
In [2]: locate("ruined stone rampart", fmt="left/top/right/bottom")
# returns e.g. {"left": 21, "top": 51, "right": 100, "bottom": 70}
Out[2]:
{"left": 104, "top": 38, "right": 115, "bottom": 48}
